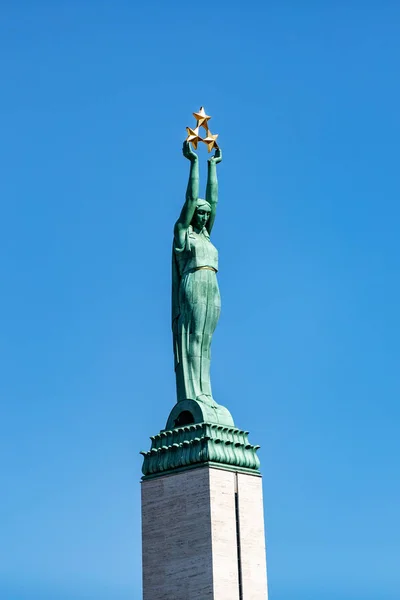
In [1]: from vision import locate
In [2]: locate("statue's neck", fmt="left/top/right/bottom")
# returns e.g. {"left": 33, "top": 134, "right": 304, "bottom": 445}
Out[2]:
{"left": 192, "top": 225, "right": 207, "bottom": 235}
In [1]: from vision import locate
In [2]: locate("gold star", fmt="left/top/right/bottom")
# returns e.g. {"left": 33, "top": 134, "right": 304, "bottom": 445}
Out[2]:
{"left": 186, "top": 126, "right": 203, "bottom": 149}
{"left": 202, "top": 129, "right": 219, "bottom": 152}
{"left": 193, "top": 106, "right": 211, "bottom": 130}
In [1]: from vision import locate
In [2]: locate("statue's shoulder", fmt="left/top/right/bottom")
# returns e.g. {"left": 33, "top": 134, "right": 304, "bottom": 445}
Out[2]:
{"left": 174, "top": 226, "right": 192, "bottom": 255}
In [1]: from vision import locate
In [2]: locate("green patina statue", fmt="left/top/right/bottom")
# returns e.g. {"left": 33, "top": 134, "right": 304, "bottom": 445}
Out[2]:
{"left": 141, "top": 136, "right": 262, "bottom": 476}
{"left": 172, "top": 141, "right": 222, "bottom": 408}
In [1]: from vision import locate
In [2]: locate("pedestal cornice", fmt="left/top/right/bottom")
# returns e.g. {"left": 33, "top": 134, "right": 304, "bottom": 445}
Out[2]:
{"left": 140, "top": 422, "right": 261, "bottom": 478}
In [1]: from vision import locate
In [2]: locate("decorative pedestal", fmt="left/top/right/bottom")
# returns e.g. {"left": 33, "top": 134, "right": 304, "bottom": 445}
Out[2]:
{"left": 141, "top": 401, "right": 268, "bottom": 600}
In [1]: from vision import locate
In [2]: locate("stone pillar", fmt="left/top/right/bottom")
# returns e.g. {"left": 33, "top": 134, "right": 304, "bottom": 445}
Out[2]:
{"left": 236, "top": 472, "right": 268, "bottom": 599}
{"left": 141, "top": 465, "right": 268, "bottom": 600}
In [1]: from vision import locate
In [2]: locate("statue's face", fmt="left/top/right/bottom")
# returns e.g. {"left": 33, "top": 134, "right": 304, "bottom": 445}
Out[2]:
{"left": 193, "top": 208, "right": 211, "bottom": 230}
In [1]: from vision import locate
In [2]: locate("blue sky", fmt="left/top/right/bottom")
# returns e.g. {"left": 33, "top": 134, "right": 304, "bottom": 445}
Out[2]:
{"left": 1, "top": 1, "right": 399, "bottom": 598}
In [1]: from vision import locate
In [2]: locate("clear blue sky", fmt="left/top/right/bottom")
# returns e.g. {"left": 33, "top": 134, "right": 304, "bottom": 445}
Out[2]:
{"left": 1, "top": 1, "right": 399, "bottom": 599}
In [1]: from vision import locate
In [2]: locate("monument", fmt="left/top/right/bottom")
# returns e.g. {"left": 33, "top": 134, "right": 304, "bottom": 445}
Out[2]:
{"left": 141, "top": 108, "right": 268, "bottom": 600}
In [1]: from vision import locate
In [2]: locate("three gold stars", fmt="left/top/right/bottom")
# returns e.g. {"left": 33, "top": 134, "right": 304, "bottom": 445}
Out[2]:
{"left": 186, "top": 106, "right": 219, "bottom": 152}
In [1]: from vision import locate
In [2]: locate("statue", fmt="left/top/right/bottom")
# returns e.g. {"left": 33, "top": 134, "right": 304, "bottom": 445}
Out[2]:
{"left": 141, "top": 111, "right": 261, "bottom": 479}
{"left": 141, "top": 110, "right": 263, "bottom": 479}
{"left": 172, "top": 140, "right": 222, "bottom": 407}
{"left": 165, "top": 107, "right": 234, "bottom": 429}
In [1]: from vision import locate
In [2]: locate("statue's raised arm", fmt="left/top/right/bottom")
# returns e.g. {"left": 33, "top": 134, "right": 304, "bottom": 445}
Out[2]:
{"left": 205, "top": 147, "right": 222, "bottom": 235}
{"left": 174, "top": 141, "right": 199, "bottom": 249}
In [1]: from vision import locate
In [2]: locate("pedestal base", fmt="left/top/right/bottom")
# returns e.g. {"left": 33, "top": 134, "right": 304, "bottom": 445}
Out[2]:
{"left": 141, "top": 465, "right": 268, "bottom": 600}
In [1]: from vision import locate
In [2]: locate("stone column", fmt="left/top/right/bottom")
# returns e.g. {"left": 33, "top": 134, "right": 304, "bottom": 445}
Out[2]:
{"left": 141, "top": 465, "right": 268, "bottom": 600}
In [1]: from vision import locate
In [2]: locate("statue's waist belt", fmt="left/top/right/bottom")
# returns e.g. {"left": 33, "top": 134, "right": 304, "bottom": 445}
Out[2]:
{"left": 182, "top": 265, "right": 218, "bottom": 276}
{"left": 193, "top": 266, "right": 217, "bottom": 273}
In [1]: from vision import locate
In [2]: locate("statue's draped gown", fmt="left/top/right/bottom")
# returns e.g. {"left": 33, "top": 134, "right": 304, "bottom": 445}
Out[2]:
{"left": 172, "top": 225, "right": 220, "bottom": 404}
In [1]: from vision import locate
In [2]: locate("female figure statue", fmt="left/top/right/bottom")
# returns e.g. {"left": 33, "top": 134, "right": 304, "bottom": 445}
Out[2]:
{"left": 172, "top": 141, "right": 222, "bottom": 407}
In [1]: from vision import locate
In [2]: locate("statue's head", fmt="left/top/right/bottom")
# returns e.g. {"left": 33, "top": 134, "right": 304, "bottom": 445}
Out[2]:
{"left": 192, "top": 199, "right": 211, "bottom": 231}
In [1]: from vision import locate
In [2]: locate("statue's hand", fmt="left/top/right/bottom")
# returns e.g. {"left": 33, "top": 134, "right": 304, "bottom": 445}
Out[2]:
{"left": 182, "top": 140, "right": 198, "bottom": 162}
{"left": 208, "top": 147, "right": 222, "bottom": 165}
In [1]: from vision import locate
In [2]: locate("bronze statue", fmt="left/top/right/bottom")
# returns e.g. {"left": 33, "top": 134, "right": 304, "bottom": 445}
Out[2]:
{"left": 172, "top": 140, "right": 222, "bottom": 407}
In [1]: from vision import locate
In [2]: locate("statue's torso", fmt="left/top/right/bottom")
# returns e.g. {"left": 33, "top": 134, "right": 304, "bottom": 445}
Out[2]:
{"left": 175, "top": 228, "right": 218, "bottom": 276}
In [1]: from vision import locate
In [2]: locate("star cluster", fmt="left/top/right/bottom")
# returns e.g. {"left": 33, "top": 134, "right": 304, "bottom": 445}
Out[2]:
{"left": 186, "top": 106, "right": 219, "bottom": 152}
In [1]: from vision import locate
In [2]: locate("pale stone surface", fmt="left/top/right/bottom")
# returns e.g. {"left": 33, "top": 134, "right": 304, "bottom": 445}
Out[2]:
{"left": 141, "top": 466, "right": 268, "bottom": 600}
{"left": 142, "top": 468, "right": 213, "bottom": 600}
{"left": 237, "top": 473, "right": 268, "bottom": 600}
{"left": 209, "top": 469, "right": 240, "bottom": 600}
